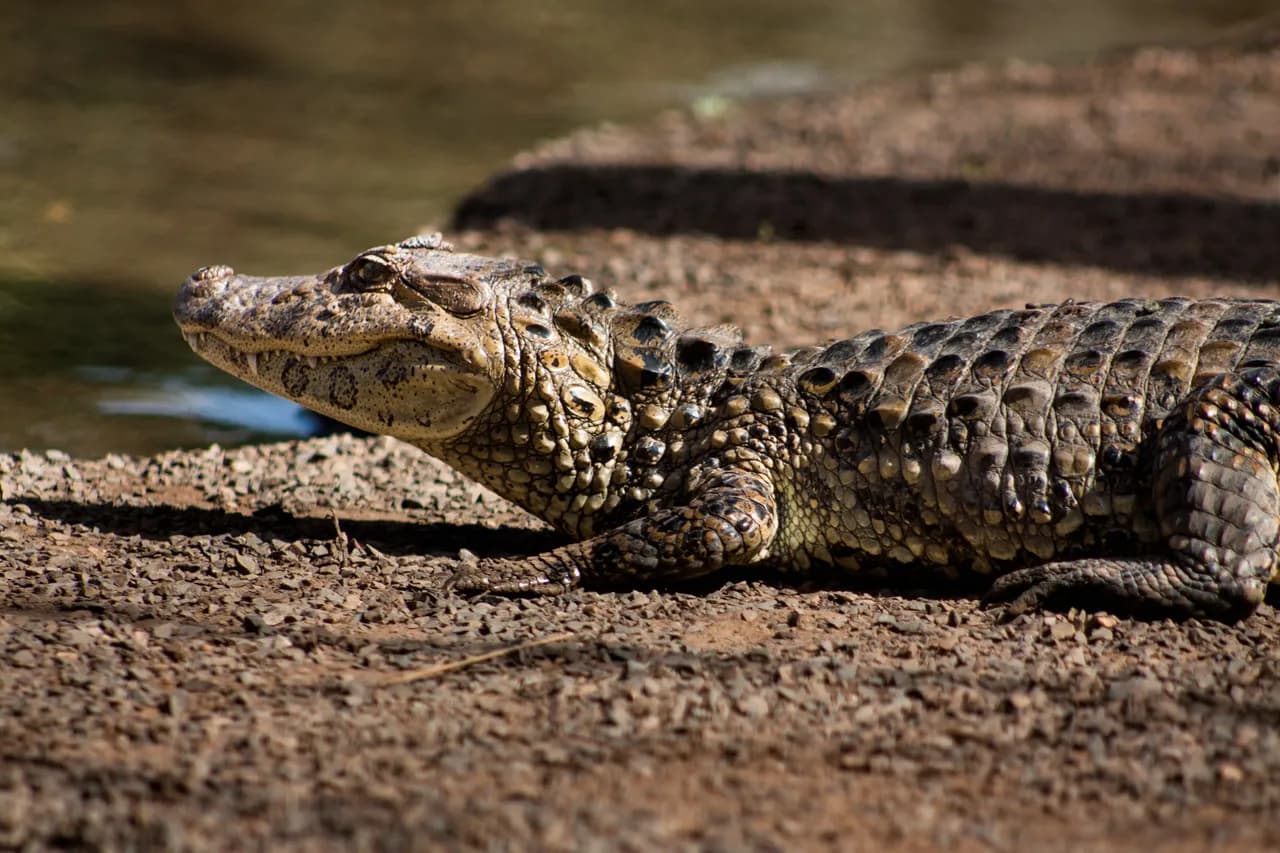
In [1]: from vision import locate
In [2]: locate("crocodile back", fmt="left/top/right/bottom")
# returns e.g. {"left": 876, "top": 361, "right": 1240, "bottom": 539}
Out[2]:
{"left": 776, "top": 298, "right": 1280, "bottom": 568}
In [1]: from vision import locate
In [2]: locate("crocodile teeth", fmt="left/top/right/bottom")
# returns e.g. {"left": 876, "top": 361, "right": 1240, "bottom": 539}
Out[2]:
{"left": 183, "top": 333, "right": 199, "bottom": 350}
{"left": 245, "top": 352, "right": 259, "bottom": 376}
{"left": 305, "top": 356, "right": 319, "bottom": 369}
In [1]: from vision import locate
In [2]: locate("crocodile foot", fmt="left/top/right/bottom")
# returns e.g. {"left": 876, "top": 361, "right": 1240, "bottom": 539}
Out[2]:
{"left": 983, "top": 560, "right": 1138, "bottom": 620}
{"left": 983, "top": 556, "right": 1263, "bottom": 622}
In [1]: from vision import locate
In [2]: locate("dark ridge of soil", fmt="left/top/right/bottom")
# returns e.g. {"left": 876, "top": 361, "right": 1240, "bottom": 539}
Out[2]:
{"left": 4, "top": 35, "right": 1280, "bottom": 851}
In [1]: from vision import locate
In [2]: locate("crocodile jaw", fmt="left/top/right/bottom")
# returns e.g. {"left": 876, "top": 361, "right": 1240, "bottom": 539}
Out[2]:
{"left": 174, "top": 266, "right": 495, "bottom": 441}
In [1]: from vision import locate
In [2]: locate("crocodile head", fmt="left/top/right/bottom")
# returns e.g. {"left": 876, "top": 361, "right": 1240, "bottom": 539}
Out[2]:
{"left": 175, "top": 234, "right": 758, "bottom": 534}
{"left": 174, "top": 234, "right": 525, "bottom": 441}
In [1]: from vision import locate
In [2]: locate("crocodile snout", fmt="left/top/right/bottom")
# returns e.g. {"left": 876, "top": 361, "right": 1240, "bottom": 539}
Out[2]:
{"left": 173, "top": 265, "right": 238, "bottom": 329}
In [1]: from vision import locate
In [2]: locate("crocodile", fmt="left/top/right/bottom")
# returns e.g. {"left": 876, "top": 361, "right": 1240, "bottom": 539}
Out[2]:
{"left": 174, "top": 234, "right": 1280, "bottom": 621}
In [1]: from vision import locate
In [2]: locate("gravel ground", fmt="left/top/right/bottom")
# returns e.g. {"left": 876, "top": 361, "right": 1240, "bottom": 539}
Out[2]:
{"left": 5, "top": 34, "right": 1280, "bottom": 851}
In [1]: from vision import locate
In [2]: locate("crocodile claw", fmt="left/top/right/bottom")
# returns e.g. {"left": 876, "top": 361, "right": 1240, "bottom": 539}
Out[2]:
{"left": 447, "top": 554, "right": 581, "bottom": 596}
{"left": 982, "top": 566, "right": 1064, "bottom": 619}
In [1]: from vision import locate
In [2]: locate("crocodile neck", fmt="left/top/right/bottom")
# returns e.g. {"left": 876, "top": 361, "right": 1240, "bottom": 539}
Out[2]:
{"left": 420, "top": 306, "right": 756, "bottom": 539}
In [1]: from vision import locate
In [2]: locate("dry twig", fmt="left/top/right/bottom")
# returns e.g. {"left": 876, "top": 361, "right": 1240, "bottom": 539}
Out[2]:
{"left": 377, "top": 632, "right": 575, "bottom": 687}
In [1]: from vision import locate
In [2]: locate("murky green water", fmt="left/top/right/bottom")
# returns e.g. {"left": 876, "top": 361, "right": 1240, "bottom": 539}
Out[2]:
{"left": 0, "top": 0, "right": 1271, "bottom": 456}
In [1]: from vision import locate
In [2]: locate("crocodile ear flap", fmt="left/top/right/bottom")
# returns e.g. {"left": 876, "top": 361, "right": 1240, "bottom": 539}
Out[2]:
{"left": 399, "top": 272, "right": 487, "bottom": 316}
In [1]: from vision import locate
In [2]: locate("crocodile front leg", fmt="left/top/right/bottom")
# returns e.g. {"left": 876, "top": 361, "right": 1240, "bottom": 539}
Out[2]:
{"left": 450, "top": 467, "right": 778, "bottom": 594}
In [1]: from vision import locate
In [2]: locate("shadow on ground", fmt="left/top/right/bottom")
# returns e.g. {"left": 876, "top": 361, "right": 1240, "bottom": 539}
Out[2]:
{"left": 455, "top": 166, "right": 1280, "bottom": 282}
{"left": 17, "top": 497, "right": 565, "bottom": 559}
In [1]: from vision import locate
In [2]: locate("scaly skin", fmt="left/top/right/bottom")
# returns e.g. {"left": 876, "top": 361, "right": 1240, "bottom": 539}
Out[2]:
{"left": 174, "top": 234, "right": 1280, "bottom": 621}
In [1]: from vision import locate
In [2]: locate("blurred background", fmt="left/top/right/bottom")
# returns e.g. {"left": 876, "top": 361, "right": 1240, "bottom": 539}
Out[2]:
{"left": 1, "top": 0, "right": 1273, "bottom": 457}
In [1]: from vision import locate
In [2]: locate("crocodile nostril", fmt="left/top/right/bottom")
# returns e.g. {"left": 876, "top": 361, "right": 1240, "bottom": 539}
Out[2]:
{"left": 193, "top": 264, "right": 235, "bottom": 282}
{"left": 184, "top": 280, "right": 216, "bottom": 299}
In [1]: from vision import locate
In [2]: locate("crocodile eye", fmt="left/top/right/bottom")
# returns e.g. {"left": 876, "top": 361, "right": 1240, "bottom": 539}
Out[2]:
{"left": 345, "top": 255, "right": 396, "bottom": 293}
{"left": 400, "top": 273, "right": 486, "bottom": 316}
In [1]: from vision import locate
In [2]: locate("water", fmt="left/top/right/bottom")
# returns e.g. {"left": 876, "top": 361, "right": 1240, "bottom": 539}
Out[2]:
{"left": 0, "top": 0, "right": 1271, "bottom": 457}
